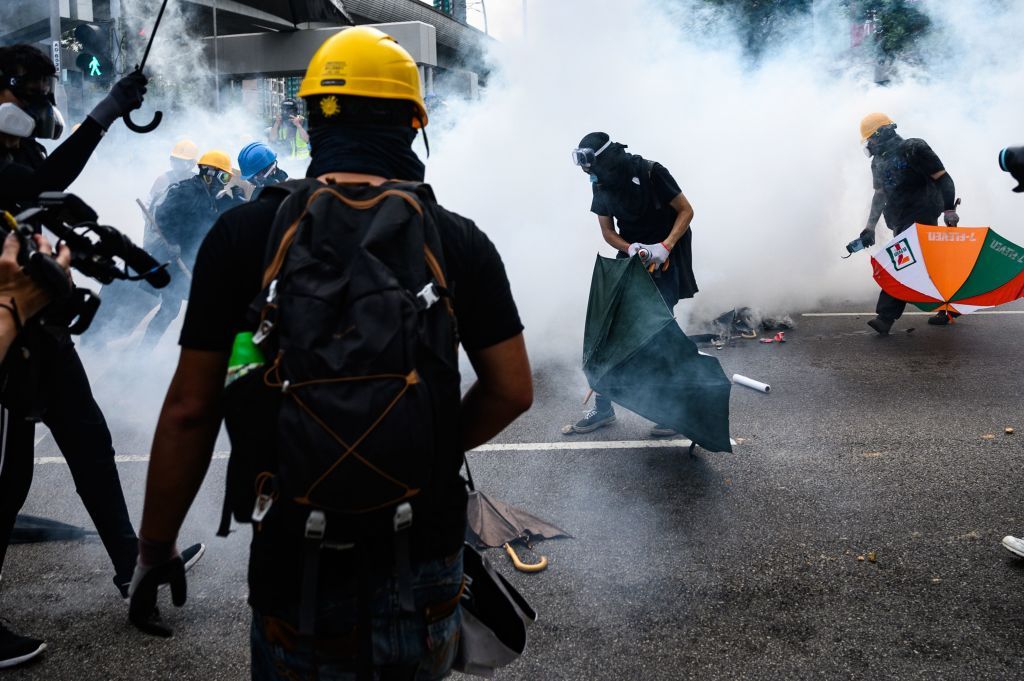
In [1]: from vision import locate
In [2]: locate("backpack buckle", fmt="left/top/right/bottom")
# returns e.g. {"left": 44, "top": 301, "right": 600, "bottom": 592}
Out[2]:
{"left": 416, "top": 282, "right": 440, "bottom": 310}
{"left": 393, "top": 502, "right": 413, "bottom": 533}
{"left": 251, "top": 494, "right": 274, "bottom": 523}
{"left": 305, "top": 510, "right": 326, "bottom": 539}
{"left": 252, "top": 318, "right": 274, "bottom": 345}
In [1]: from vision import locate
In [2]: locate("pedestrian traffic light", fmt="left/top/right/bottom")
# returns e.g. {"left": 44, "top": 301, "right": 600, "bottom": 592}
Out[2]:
{"left": 73, "top": 23, "right": 113, "bottom": 80}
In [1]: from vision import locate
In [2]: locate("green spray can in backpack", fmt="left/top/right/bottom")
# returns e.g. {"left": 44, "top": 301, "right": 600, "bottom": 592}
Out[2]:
{"left": 226, "top": 331, "right": 266, "bottom": 387}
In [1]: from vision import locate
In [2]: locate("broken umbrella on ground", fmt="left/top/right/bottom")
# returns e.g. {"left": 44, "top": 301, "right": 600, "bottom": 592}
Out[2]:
{"left": 464, "top": 467, "right": 571, "bottom": 573}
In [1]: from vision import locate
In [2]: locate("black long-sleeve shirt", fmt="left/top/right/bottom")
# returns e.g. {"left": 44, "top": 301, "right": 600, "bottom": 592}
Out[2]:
{"left": 0, "top": 118, "right": 105, "bottom": 211}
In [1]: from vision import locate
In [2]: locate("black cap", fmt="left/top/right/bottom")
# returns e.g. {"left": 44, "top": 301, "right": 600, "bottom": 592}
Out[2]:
{"left": 578, "top": 131, "right": 610, "bottom": 150}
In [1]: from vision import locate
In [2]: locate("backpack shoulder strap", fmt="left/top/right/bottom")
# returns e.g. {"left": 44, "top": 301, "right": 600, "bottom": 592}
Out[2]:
{"left": 640, "top": 158, "right": 663, "bottom": 210}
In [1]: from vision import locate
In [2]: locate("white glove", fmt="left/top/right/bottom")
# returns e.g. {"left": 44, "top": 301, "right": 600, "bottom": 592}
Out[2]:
{"left": 627, "top": 243, "right": 643, "bottom": 257}
{"left": 639, "top": 242, "right": 670, "bottom": 268}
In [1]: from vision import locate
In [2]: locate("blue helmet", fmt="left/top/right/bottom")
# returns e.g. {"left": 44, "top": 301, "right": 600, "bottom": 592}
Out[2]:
{"left": 238, "top": 142, "right": 277, "bottom": 180}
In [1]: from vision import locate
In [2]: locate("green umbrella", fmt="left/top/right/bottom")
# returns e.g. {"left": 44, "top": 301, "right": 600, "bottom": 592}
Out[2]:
{"left": 583, "top": 255, "right": 733, "bottom": 452}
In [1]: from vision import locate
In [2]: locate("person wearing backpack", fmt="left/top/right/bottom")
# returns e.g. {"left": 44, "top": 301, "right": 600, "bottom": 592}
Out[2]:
{"left": 127, "top": 26, "right": 533, "bottom": 681}
{"left": 565, "top": 132, "right": 698, "bottom": 437}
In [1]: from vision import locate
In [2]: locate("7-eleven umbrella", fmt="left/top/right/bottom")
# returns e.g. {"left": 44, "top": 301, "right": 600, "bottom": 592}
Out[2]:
{"left": 872, "top": 223, "right": 1024, "bottom": 315}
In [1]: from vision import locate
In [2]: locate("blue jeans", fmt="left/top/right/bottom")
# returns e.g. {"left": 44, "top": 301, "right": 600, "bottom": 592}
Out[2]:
{"left": 250, "top": 550, "right": 463, "bottom": 681}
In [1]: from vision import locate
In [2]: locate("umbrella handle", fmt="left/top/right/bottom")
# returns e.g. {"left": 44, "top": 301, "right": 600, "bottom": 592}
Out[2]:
{"left": 504, "top": 543, "right": 548, "bottom": 573}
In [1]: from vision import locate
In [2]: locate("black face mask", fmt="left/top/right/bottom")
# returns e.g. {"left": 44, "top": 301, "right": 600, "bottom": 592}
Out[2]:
{"left": 865, "top": 125, "right": 899, "bottom": 157}
{"left": 590, "top": 144, "right": 634, "bottom": 187}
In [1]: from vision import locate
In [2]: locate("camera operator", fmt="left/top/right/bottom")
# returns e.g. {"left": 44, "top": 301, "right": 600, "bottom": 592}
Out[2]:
{"left": 0, "top": 45, "right": 146, "bottom": 209}
{"left": 0, "top": 45, "right": 203, "bottom": 669}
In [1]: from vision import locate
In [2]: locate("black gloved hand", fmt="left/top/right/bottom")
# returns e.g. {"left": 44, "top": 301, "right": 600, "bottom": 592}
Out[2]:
{"left": 858, "top": 228, "right": 876, "bottom": 248}
{"left": 943, "top": 209, "right": 960, "bottom": 227}
{"left": 128, "top": 555, "right": 187, "bottom": 637}
{"left": 88, "top": 71, "right": 148, "bottom": 130}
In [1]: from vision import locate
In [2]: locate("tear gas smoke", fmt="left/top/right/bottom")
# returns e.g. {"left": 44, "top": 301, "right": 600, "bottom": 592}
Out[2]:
{"left": 48, "top": 0, "right": 1024, "bottom": 431}
{"left": 426, "top": 0, "right": 1024, "bottom": 363}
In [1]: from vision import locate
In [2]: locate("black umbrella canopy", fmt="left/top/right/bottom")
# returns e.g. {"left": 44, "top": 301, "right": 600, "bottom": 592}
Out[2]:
{"left": 11, "top": 514, "right": 96, "bottom": 544}
{"left": 583, "top": 255, "right": 733, "bottom": 452}
{"left": 231, "top": 0, "right": 353, "bottom": 26}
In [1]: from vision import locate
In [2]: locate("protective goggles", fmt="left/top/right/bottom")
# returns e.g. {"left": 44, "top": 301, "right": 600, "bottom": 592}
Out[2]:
{"left": 200, "top": 166, "right": 232, "bottom": 184}
{"left": 570, "top": 139, "right": 612, "bottom": 169}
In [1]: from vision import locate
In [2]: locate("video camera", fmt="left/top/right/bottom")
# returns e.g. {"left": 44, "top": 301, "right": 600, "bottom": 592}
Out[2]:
{"left": 999, "top": 146, "right": 1024, "bottom": 193}
{"left": 1, "top": 192, "right": 170, "bottom": 334}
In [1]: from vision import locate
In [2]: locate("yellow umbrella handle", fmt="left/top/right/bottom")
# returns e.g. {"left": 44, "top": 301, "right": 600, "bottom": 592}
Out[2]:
{"left": 504, "top": 543, "right": 548, "bottom": 573}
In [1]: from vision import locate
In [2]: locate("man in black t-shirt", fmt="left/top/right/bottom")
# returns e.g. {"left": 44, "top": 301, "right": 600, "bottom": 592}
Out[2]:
{"left": 857, "top": 113, "right": 960, "bottom": 334}
{"left": 128, "top": 27, "right": 532, "bottom": 679}
{"left": 567, "top": 132, "right": 697, "bottom": 437}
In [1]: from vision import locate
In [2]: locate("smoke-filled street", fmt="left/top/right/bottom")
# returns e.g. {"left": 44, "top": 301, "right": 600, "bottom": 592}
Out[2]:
{"left": 6, "top": 296, "right": 1023, "bottom": 680}
{"left": 3, "top": 0, "right": 1024, "bottom": 677}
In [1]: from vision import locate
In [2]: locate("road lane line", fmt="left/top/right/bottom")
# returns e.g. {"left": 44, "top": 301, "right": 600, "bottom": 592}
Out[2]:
{"left": 32, "top": 439, "right": 738, "bottom": 465}
{"left": 803, "top": 311, "right": 1024, "bottom": 317}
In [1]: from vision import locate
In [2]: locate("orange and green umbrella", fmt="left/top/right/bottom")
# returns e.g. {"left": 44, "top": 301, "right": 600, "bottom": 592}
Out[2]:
{"left": 871, "top": 223, "right": 1024, "bottom": 315}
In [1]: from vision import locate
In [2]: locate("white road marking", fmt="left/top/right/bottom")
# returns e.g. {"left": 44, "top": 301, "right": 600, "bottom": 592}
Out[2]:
{"left": 32, "top": 439, "right": 738, "bottom": 465}
{"left": 803, "top": 311, "right": 1024, "bottom": 317}
{"left": 33, "top": 452, "right": 231, "bottom": 466}
{"left": 473, "top": 438, "right": 738, "bottom": 452}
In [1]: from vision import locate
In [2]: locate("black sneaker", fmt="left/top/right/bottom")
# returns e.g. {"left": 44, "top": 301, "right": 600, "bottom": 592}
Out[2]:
{"left": 566, "top": 409, "right": 616, "bottom": 434}
{"left": 867, "top": 316, "right": 893, "bottom": 335}
{"left": 927, "top": 311, "right": 960, "bottom": 326}
{"left": 0, "top": 622, "right": 46, "bottom": 669}
{"left": 116, "top": 542, "right": 206, "bottom": 599}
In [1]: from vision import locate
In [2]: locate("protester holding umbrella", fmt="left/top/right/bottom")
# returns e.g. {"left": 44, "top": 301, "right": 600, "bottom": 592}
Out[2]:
{"left": 565, "top": 132, "right": 697, "bottom": 436}
{"left": 857, "top": 113, "right": 961, "bottom": 335}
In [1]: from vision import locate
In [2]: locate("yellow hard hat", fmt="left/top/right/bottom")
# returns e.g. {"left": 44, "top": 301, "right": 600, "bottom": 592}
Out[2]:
{"left": 860, "top": 113, "right": 895, "bottom": 142}
{"left": 197, "top": 150, "right": 232, "bottom": 175}
{"left": 171, "top": 139, "right": 199, "bottom": 161}
{"left": 297, "top": 26, "right": 428, "bottom": 128}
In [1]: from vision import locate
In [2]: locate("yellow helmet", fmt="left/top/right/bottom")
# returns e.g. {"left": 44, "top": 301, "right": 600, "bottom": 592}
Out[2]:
{"left": 860, "top": 113, "right": 895, "bottom": 142}
{"left": 197, "top": 150, "right": 232, "bottom": 175}
{"left": 297, "top": 26, "right": 428, "bottom": 128}
{"left": 170, "top": 139, "right": 199, "bottom": 161}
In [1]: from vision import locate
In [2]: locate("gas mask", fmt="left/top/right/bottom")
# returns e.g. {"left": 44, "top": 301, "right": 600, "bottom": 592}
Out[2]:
{"left": 2, "top": 73, "right": 63, "bottom": 140}
{"left": 0, "top": 102, "right": 36, "bottom": 138}
{"left": 251, "top": 161, "right": 279, "bottom": 187}
{"left": 863, "top": 124, "right": 897, "bottom": 158}
{"left": 199, "top": 165, "right": 231, "bottom": 194}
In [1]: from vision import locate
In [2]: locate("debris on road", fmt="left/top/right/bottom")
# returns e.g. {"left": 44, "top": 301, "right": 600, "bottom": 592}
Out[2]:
{"left": 867, "top": 551, "right": 877, "bottom": 563}
{"left": 982, "top": 433, "right": 996, "bottom": 440}
{"left": 1005, "top": 427, "right": 1015, "bottom": 435}
{"left": 733, "top": 374, "right": 771, "bottom": 394}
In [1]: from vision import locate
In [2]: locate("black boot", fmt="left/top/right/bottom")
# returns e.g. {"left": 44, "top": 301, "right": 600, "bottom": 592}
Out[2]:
{"left": 868, "top": 316, "right": 893, "bottom": 335}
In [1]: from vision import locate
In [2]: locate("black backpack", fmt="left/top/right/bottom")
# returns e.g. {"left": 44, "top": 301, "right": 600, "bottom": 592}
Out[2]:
{"left": 218, "top": 178, "right": 461, "bottom": 558}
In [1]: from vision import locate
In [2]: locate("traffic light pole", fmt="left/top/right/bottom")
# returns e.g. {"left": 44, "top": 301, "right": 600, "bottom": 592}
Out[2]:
{"left": 49, "top": 0, "right": 70, "bottom": 122}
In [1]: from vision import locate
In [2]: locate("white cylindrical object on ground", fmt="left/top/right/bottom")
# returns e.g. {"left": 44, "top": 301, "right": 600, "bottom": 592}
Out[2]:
{"left": 732, "top": 373, "right": 770, "bottom": 394}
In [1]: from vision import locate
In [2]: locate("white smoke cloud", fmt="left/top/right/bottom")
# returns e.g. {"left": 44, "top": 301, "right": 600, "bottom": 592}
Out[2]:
{"left": 425, "top": 0, "right": 1024, "bottom": 363}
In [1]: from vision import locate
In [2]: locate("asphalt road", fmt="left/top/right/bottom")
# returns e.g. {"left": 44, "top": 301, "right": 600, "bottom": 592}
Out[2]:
{"left": 3, "top": 302, "right": 1024, "bottom": 680}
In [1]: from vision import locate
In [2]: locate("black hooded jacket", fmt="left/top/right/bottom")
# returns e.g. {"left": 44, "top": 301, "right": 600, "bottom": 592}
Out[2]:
{"left": 871, "top": 133, "right": 946, "bottom": 231}
{"left": 155, "top": 176, "right": 244, "bottom": 266}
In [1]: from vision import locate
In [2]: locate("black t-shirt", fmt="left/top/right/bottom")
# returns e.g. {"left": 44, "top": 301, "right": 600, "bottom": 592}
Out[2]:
{"left": 178, "top": 184, "right": 523, "bottom": 621}
{"left": 591, "top": 159, "right": 682, "bottom": 244}
{"left": 871, "top": 137, "right": 945, "bottom": 232}
{"left": 589, "top": 159, "right": 699, "bottom": 301}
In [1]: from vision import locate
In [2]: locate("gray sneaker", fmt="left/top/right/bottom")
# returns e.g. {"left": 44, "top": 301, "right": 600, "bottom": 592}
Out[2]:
{"left": 649, "top": 424, "right": 678, "bottom": 437}
{"left": 567, "top": 409, "right": 616, "bottom": 434}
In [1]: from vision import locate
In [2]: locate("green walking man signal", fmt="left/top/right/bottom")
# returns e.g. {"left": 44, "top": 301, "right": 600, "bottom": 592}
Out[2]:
{"left": 87, "top": 56, "right": 102, "bottom": 77}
